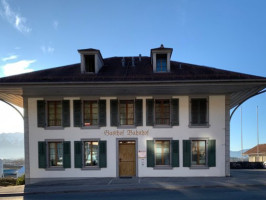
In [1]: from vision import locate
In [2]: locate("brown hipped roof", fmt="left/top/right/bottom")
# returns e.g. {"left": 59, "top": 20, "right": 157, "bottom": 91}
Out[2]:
{"left": 243, "top": 144, "right": 266, "bottom": 155}
{"left": 0, "top": 56, "right": 265, "bottom": 83}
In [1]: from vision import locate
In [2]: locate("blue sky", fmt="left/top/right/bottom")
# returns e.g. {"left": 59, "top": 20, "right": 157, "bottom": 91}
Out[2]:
{"left": 0, "top": 0, "right": 265, "bottom": 151}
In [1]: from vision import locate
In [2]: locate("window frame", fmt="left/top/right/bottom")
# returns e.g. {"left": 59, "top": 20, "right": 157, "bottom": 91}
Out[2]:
{"left": 153, "top": 99, "right": 171, "bottom": 127}
{"left": 82, "top": 100, "right": 99, "bottom": 128}
{"left": 154, "top": 139, "right": 171, "bottom": 167}
{"left": 46, "top": 100, "right": 63, "bottom": 127}
{"left": 189, "top": 97, "right": 209, "bottom": 128}
{"left": 118, "top": 99, "right": 136, "bottom": 128}
{"left": 191, "top": 140, "right": 207, "bottom": 166}
{"left": 190, "top": 138, "right": 209, "bottom": 169}
{"left": 82, "top": 139, "right": 100, "bottom": 169}
{"left": 119, "top": 100, "right": 135, "bottom": 126}
{"left": 84, "top": 54, "right": 95, "bottom": 73}
{"left": 45, "top": 139, "right": 65, "bottom": 170}
{"left": 156, "top": 54, "right": 167, "bottom": 72}
{"left": 154, "top": 99, "right": 171, "bottom": 126}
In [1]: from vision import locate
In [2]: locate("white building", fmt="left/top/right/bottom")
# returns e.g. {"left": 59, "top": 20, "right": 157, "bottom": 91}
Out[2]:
{"left": 0, "top": 45, "right": 266, "bottom": 184}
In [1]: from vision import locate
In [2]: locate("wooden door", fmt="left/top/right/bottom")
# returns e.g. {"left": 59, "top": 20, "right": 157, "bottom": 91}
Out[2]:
{"left": 119, "top": 141, "right": 136, "bottom": 177}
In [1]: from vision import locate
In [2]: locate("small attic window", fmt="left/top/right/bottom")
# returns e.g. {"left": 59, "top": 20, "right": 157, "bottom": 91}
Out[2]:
{"left": 85, "top": 55, "right": 95, "bottom": 73}
{"left": 156, "top": 54, "right": 167, "bottom": 72}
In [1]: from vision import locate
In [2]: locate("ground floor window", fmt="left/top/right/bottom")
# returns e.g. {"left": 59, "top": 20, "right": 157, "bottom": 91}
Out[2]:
{"left": 38, "top": 141, "right": 71, "bottom": 169}
{"left": 191, "top": 140, "right": 206, "bottom": 166}
{"left": 155, "top": 140, "right": 170, "bottom": 166}
{"left": 183, "top": 139, "right": 216, "bottom": 168}
{"left": 74, "top": 140, "right": 107, "bottom": 168}
{"left": 48, "top": 142, "right": 63, "bottom": 167}
{"left": 84, "top": 141, "right": 99, "bottom": 166}
{"left": 147, "top": 140, "right": 179, "bottom": 168}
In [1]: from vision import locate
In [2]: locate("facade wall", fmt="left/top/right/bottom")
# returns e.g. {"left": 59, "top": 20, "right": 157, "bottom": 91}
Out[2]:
{"left": 27, "top": 95, "right": 226, "bottom": 180}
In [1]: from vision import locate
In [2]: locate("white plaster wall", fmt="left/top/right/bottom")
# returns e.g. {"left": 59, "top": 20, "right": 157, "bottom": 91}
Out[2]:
{"left": 28, "top": 95, "right": 226, "bottom": 179}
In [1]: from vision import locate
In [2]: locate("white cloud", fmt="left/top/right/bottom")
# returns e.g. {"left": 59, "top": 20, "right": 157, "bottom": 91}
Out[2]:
{"left": 41, "top": 45, "right": 55, "bottom": 54}
{"left": 53, "top": 20, "right": 59, "bottom": 30}
{"left": 2, "top": 55, "right": 17, "bottom": 61}
{"left": 0, "top": 0, "right": 31, "bottom": 33}
{"left": 2, "top": 59, "right": 35, "bottom": 76}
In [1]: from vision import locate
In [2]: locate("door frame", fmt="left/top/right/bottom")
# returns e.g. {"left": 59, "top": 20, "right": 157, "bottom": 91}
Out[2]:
{"left": 116, "top": 138, "right": 138, "bottom": 177}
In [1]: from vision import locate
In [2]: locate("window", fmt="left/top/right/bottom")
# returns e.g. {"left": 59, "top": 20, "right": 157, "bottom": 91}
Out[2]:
{"left": 119, "top": 100, "right": 134, "bottom": 125}
{"left": 37, "top": 100, "right": 70, "bottom": 128}
{"left": 73, "top": 100, "right": 106, "bottom": 128}
{"left": 191, "top": 140, "right": 206, "bottom": 166}
{"left": 84, "top": 141, "right": 99, "bottom": 167}
{"left": 190, "top": 98, "right": 208, "bottom": 126}
{"left": 38, "top": 141, "right": 71, "bottom": 169}
{"left": 147, "top": 140, "right": 179, "bottom": 168}
{"left": 155, "top": 140, "right": 170, "bottom": 166}
{"left": 155, "top": 100, "right": 170, "bottom": 125}
{"left": 183, "top": 139, "right": 216, "bottom": 168}
{"left": 146, "top": 99, "right": 179, "bottom": 127}
{"left": 74, "top": 140, "right": 107, "bottom": 169}
{"left": 47, "top": 101, "right": 62, "bottom": 127}
{"left": 156, "top": 54, "right": 167, "bottom": 72}
{"left": 85, "top": 55, "right": 95, "bottom": 73}
{"left": 110, "top": 99, "right": 142, "bottom": 127}
{"left": 48, "top": 142, "right": 63, "bottom": 167}
{"left": 83, "top": 101, "right": 98, "bottom": 126}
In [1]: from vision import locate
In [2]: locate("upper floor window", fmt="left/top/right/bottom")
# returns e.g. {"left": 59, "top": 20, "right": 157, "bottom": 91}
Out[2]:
{"left": 73, "top": 100, "right": 106, "bottom": 128}
{"left": 156, "top": 54, "right": 167, "bottom": 72}
{"left": 85, "top": 55, "right": 95, "bottom": 73}
{"left": 190, "top": 98, "right": 209, "bottom": 127}
{"left": 110, "top": 99, "right": 142, "bottom": 127}
{"left": 119, "top": 100, "right": 134, "bottom": 125}
{"left": 37, "top": 100, "right": 70, "bottom": 128}
{"left": 47, "top": 101, "right": 62, "bottom": 127}
{"left": 146, "top": 99, "right": 179, "bottom": 127}
{"left": 155, "top": 99, "right": 170, "bottom": 125}
{"left": 83, "top": 100, "right": 98, "bottom": 126}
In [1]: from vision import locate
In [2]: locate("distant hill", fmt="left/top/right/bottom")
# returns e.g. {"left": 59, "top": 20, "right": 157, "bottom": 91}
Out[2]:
{"left": 230, "top": 149, "right": 249, "bottom": 161}
{"left": 0, "top": 133, "right": 24, "bottom": 159}
{"left": 230, "top": 149, "right": 248, "bottom": 158}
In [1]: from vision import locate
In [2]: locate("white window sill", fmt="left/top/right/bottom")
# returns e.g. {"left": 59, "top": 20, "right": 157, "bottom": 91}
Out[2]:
{"left": 153, "top": 125, "right": 172, "bottom": 128}
{"left": 153, "top": 166, "right": 173, "bottom": 170}
{"left": 45, "top": 126, "right": 64, "bottom": 130}
{"left": 81, "top": 126, "right": 100, "bottom": 129}
{"left": 188, "top": 124, "right": 210, "bottom": 128}
{"left": 82, "top": 166, "right": 100, "bottom": 170}
{"left": 45, "top": 167, "right": 65, "bottom": 171}
{"left": 118, "top": 125, "right": 136, "bottom": 129}
{"left": 190, "top": 166, "right": 209, "bottom": 170}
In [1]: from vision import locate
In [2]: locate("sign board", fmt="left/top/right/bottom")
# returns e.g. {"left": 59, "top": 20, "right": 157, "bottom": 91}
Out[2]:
{"left": 138, "top": 151, "right": 147, "bottom": 158}
{"left": 0, "top": 159, "right": 3, "bottom": 178}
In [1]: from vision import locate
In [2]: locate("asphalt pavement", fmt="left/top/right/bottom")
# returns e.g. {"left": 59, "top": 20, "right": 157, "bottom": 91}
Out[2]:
{"left": 0, "top": 169, "right": 266, "bottom": 197}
